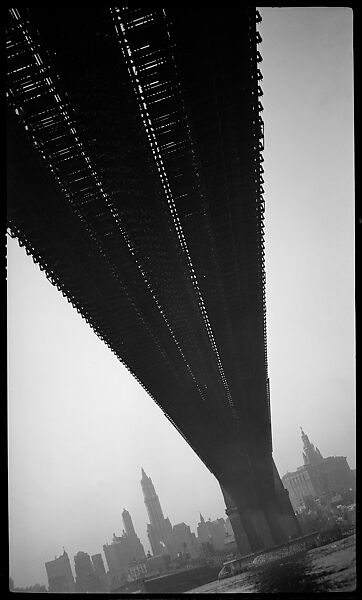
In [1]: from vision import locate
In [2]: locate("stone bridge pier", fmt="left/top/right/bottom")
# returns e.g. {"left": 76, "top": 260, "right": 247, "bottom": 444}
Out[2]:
{"left": 219, "top": 454, "right": 301, "bottom": 555}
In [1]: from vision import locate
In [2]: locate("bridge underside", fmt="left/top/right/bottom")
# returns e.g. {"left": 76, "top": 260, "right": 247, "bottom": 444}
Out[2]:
{"left": 7, "top": 7, "right": 299, "bottom": 552}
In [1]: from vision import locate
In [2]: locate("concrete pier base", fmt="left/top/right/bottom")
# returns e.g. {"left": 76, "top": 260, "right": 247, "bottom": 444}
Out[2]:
{"left": 220, "top": 458, "right": 301, "bottom": 554}
{"left": 224, "top": 502, "right": 252, "bottom": 555}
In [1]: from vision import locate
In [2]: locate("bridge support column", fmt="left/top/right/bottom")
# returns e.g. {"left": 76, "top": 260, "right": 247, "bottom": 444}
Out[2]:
{"left": 264, "top": 461, "right": 302, "bottom": 540}
{"left": 220, "top": 458, "right": 301, "bottom": 555}
{"left": 225, "top": 503, "right": 252, "bottom": 556}
{"left": 221, "top": 485, "right": 274, "bottom": 553}
{"left": 242, "top": 506, "right": 275, "bottom": 551}
{"left": 263, "top": 489, "right": 302, "bottom": 541}
{"left": 224, "top": 492, "right": 295, "bottom": 554}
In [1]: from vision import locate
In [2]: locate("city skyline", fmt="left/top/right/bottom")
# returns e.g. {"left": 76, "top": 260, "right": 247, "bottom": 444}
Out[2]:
{"left": 41, "top": 468, "right": 234, "bottom": 590}
{"left": 8, "top": 7, "right": 354, "bottom": 588}
{"left": 11, "top": 434, "right": 355, "bottom": 590}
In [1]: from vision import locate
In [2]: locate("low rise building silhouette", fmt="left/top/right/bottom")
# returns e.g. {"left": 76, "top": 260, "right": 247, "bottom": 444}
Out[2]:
{"left": 128, "top": 558, "right": 148, "bottom": 581}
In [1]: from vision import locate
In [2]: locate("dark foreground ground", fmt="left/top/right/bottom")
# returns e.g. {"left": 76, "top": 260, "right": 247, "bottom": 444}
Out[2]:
{"left": 188, "top": 533, "right": 356, "bottom": 593}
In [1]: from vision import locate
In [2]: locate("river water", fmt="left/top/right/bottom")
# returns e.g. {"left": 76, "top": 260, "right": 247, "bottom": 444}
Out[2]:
{"left": 188, "top": 534, "right": 356, "bottom": 594}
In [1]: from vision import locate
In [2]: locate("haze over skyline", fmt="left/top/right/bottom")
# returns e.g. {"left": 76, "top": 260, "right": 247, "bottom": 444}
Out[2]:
{"left": 8, "top": 8, "right": 354, "bottom": 588}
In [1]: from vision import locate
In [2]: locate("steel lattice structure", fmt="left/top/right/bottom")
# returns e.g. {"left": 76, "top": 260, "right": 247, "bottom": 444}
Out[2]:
{"left": 7, "top": 9, "right": 288, "bottom": 530}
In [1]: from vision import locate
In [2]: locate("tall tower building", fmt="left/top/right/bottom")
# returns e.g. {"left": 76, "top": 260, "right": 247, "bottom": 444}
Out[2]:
{"left": 91, "top": 553, "right": 108, "bottom": 591}
{"left": 74, "top": 551, "right": 98, "bottom": 593}
{"left": 122, "top": 508, "right": 146, "bottom": 562}
{"left": 141, "top": 468, "right": 174, "bottom": 557}
{"left": 282, "top": 428, "right": 355, "bottom": 512}
{"left": 122, "top": 508, "right": 136, "bottom": 537}
{"left": 172, "top": 522, "right": 200, "bottom": 559}
{"left": 103, "top": 509, "right": 146, "bottom": 583}
{"left": 91, "top": 553, "right": 107, "bottom": 579}
{"left": 45, "top": 550, "right": 75, "bottom": 593}
{"left": 300, "top": 427, "right": 323, "bottom": 466}
{"left": 196, "top": 514, "right": 228, "bottom": 551}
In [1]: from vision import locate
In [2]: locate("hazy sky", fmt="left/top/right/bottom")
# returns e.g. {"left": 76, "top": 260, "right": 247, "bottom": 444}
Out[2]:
{"left": 8, "top": 8, "right": 354, "bottom": 588}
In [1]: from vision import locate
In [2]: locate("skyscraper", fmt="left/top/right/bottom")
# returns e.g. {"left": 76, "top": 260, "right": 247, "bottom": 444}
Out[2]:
{"left": 45, "top": 550, "right": 75, "bottom": 593}
{"left": 172, "top": 522, "right": 200, "bottom": 559}
{"left": 103, "top": 509, "right": 146, "bottom": 582}
{"left": 282, "top": 428, "right": 356, "bottom": 511}
{"left": 141, "top": 468, "right": 175, "bottom": 557}
{"left": 91, "top": 553, "right": 107, "bottom": 579}
{"left": 122, "top": 508, "right": 136, "bottom": 537}
{"left": 197, "top": 514, "right": 228, "bottom": 551}
{"left": 74, "top": 551, "right": 99, "bottom": 593}
{"left": 91, "top": 553, "right": 109, "bottom": 591}
{"left": 300, "top": 427, "right": 323, "bottom": 466}
{"left": 122, "top": 508, "right": 146, "bottom": 561}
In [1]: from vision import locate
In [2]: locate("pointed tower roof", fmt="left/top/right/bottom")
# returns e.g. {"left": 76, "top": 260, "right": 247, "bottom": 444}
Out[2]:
{"left": 141, "top": 467, "right": 157, "bottom": 504}
{"left": 199, "top": 512, "right": 205, "bottom": 523}
{"left": 122, "top": 507, "right": 137, "bottom": 537}
{"left": 316, "top": 447, "right": 323, "bottom": 459}
{"left": 299, "top": 427, "right": 323, "bottom": 465}
{"left": 300, "top": 427, "right": 312, "bottom": 447}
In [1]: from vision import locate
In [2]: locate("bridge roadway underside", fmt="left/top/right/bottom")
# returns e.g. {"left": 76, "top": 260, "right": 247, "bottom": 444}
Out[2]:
{"left": 7, "top": 7, "right": 300, "bottom": 553}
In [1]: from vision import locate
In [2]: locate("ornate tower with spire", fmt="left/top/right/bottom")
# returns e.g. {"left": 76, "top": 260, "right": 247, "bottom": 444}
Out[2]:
{"left": 282, "top": 427, "right": 355, "bottom": 512}
{"left": 300, "top": 427, "right": 323, "bottom": 466}
{"left": 141, "top": 468, "right": 174, "bottom": 557}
